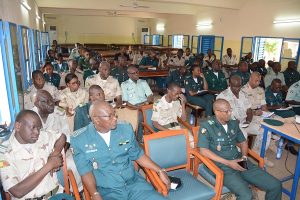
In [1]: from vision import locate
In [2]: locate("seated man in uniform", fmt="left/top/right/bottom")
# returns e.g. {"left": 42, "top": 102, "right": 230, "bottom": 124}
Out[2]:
{"left": 43, "top": 62, "right": 61, "bottom": 88}
{"left": 60, "top": 59, "right": 84, "bottom": 89}
{"left": 232, "top": 61, "right": 250, "bottom": 86}
{"left": 151, "top": 83, "right": 194, "bottom": 147}
{"left": 85, "top": 61, "right": 122, "bottom": 107}
{"left": 264, "top": 62, "right": 288, "bottom": 91}
{"left": 217, "top": 75, "right": 253, "bottom": 139}
{"left": 24, "top": 70, "right": 59, "bottom": 109}
{"left": 78, "top": 48, "right": 91, "bottom": 71}
{"left": 286, "top": 80, "right": 300, "bottom": 115}
{"left": 222, "top": 48, "right": 238, "bottom": 79}
{"left": 53, "top": 53, "right": 68, "bottom": 73}
{"left": 121, "top": 66, "right": 154, "bottom": 109}
{"left": 74, "top": 85, "right": 105, "bottom": 131}
{"left": 166, "top": 65, "right": 188, "bottom": 93}
{"left": 283, "top": 61, "right": 300, "bottom": 87}
{"left": 139, "top": 50, "right": 159, "bottom": 69}
{"left": 70, "top": 101, "right": 170, "bottom": 200}
{"left": 204, "top": 59, "right": 227, "bottom": 94}
{"left": 203, "top": 49, "right": 216, "bottom": 69}
{"left": 0, "top": 110, "right": 66, "bottom": 199}
{"left": 198, "top": 99, "right": 282, "bottom": 200}
{"left": 185, "top": 65, "right": 214, "bottom": 117}
{"left": 111, "top": 56, "right": 129, "bottom": 84}
{"left": 83, "top": 57, "right": 99, "bottom": 82}
{"left": 241, "top": 72, "right": 274, "bottom": 167}
{"left": 167, "top": 49, "right": 185, "bottom": 70}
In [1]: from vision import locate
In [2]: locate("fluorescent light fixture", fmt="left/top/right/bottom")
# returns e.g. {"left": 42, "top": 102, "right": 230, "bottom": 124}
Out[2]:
{"left": 196, "top": 22, "right": 213, "bottom": 27}
{"left": 156, "top": 24, "right": 165, "bottom": 31}
{"left": 19, "top": 0, "right": 31, "bottom": 10}
{"left": 273, "top": 19, "right": 300, "bottom": 24}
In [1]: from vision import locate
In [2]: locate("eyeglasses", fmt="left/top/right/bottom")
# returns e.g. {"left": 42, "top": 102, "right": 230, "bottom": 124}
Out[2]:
{"left": 128, "top": 71, "right": 139, "bottom": 75}
{"left": 93, "top": 112, "right": 118, "bottom": 120}
{"left": 217, "top": 109, "right": 232, "bottom": 114}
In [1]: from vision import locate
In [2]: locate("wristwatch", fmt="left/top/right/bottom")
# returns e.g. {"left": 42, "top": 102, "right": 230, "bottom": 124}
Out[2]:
{"left": 242, "top": 155, "right": 248, "bottom": 161}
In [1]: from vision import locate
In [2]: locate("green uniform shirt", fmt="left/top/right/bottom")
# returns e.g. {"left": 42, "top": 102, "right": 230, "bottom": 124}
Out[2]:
{"left": 78, "top": 57, "right": 91, "bottom": 70}
{"left": 184, "top": 76, "right": 204, "bottom": 96}
{"left": 198, "top": 116, "right": 246, "bottom": 168}
{"left": 265, "top": 86, "right": 283, "bottom": 107}
{"left": 73, "top": 102, "right": 91, "bottom": 131}
{"left": 83, "top": 69, "right": 97, "bottom": 82}
{"left": 232, "top": 71, "right": 250, "bottom": 86}
{"left": 166, "top": 70, "right": 189, "bottom": 88}
{"left": 121, "top": 79, "right": 152, "bottom": 105}
{"left": 53, "top": 62, "right": 69, "bottom": 73}
{"left": 283, "top": 69, "right": 300, "bottom": 87}
{"left": 139, "top": 56, "right": 158, "bottom": 67}
{"left": 204, "top": 70, "right": 227, "bottom": 91}
{"left": 44, "top": 73, "right": 61, "bottom": 88}
{"left": 111, "top": 67, "right": 129, "bottom": 84}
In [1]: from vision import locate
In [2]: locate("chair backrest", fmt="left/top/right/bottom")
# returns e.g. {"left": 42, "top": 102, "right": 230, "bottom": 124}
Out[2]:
{"left": 140, "top": 104, "right": 158, "bottom": 132}
{"left": 144, "top": 129, "right": 190, "bottom": 170}
{"left": 116, "top": 107, "right": 138, "bottom": 132}
{"left": 49, "top": 193, "right": 74, "bottom": 200}
{"left": 192, "top": 126, "right": 200, "bottom": 148}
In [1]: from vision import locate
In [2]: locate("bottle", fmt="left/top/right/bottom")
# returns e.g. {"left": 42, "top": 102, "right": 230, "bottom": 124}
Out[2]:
{"left": 276, "top": 137, "right": 284, "bottom": 159}
{"left": 189, "top": 113, "right": 195, "bottom": 125}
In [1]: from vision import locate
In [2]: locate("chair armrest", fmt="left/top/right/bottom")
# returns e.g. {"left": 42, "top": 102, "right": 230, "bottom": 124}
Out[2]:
{"left": 178, "top": 117, "right": 193, "bottom": 130}
{"left": 142, "top": 122, "right": 156, "bottom": 135}
{"left": 67, "top": 170, "right": 81, "bottom": 200}
{"left": 83, "top": 186, "right": 91, "bottom": 200}
{"left": 190, "top": 149, "right": 223, "bottom": 200}
{"left": 140, "top": 166, "right": 163, "bottom": 194}
{"left": 248, "top": 149, "right": 264, "bottom": 169}
{"left": 142, "top": 167, "right": 168, "bottom": 196}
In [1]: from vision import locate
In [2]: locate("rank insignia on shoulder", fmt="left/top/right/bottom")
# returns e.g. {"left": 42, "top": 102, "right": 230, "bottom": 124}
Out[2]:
{"left": 201, "top": 128, "right": 206, "bottom": 134}
{"left": 208, "top": 120, "right": 215, "bottom": 125}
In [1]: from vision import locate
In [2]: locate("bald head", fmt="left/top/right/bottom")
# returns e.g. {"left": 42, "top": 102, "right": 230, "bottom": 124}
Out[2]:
{"left": 34, "top": 90, "right": 55, "bottom": 114}
{"left": 213, "top": 99, "right": 230, "bottom": 112}
{"left": 127, "top": 66, "right": 139, "bottom": 81}
{"left": 15, "top": 110, "right": 40, "bottom": 124}
{"left": 89, "top": 101, "right": 117, "bottom": 132}
{"left": 249, "top": 72, "right": 261, "bottom": 88}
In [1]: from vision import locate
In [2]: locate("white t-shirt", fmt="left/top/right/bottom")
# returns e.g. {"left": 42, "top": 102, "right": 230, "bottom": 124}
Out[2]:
{"left": 98, "top": 131, "right": 111, "bottom": 147}
{"left": 222, "top": 124, "right": 228, "bottom": 132}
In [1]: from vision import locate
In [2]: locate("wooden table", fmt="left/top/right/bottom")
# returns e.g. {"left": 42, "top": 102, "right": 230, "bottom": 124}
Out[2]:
{"left": 260, "top": 119, "right": 300, "bottom": 200}
{"left": 138, "top": 70, "right": 169, "bottom": 78}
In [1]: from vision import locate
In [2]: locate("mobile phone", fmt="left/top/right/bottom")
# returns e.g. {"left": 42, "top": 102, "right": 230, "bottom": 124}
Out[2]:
{"left": 238, "top": 160, "right": 249, "bottom": 170}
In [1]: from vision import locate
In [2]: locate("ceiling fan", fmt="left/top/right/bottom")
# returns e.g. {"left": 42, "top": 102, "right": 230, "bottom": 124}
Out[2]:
{"left": 120, "top": 0, "right": 150, "bottom": 9}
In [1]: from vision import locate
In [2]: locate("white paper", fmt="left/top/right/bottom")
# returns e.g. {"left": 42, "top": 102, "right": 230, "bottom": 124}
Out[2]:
{"left": 171, "top": 183, "right": 178, "bottom": 190}
{"left": 276, "top": 106, "right": 293, "bottom": 111}
{"left": 262, "top": 111, "right": 274, "bottom": 118}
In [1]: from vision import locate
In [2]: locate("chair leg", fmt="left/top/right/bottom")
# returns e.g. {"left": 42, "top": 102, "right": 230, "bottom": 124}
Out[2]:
{"left": 194, "top": 109, "right": 199, "bottom": 126}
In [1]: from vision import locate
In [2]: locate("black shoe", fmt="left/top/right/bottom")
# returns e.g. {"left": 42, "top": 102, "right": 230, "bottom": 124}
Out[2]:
{"left": 285, "top": 145, "right": 298, "bottom": 155}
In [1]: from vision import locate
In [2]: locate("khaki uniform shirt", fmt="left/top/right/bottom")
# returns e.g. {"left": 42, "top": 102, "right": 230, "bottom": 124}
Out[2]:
{"left": 286, "top": 80, "right": 300, "bottom": 107}
{"left": 217, "top": 88, "right": 251, "bottom": 123}
{"left": 241, "top": 83, "right": 266, "bottom": 109}
{"left": 59, "top": 87, "right": 89, "bottom": 110}
{"left": 264, "top": 68, "right": 286, "bottom": 88}
{"left": 85, "top": 75, "right": 122, "bottom": 101}
{"left": 222, "top": 54, "right": 238, "bottom": 65}
{"left": 0, "top": 130, "right": 61, "bottom": 199}
{"left": 59, "top": 70, "right": 84, "bottom": 88}
{"left": 24, "top": 82, "right": 59, "bottom": 110}
{"left": 167, "top": 56, "right": 186, "bottom": 67}
{"left": 151, "top": 95, "right": 182, "bottom": 126}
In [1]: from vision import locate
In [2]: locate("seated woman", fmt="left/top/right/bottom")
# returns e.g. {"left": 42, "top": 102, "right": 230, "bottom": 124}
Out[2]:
{"left": 185, "top": 65, "right": 214, "bottom": 117}
{"left": 44, "top": 62, "right": 61, "bottom": 88}
{"left": 59, "top": 73, "right": 89, "bottom": 131}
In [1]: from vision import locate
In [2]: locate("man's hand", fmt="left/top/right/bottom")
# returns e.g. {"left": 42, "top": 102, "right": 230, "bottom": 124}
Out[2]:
{"left": 66, "top": 107, "right": 74, "bottom": 116}
{"left": 178, "top": 94, "right": 187, "bottom": 105}
{"left": 226, "top": 159, "right": 246, "bottom": 171}
{"left": 158, "top": 171, "right": 171, "bottom": 190}
{"left": 254, "top": 109, "right": 263, "bottom": 116}
{"left": 47, "top": 153, "right": 63, "bottom": 176}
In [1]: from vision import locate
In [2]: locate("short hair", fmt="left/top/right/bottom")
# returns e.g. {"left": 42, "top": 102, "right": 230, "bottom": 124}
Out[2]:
{"left": 32, "top": 70, "right": 43, "bottom": 79}
{"left": 44, "top": 62, "right": 54, "bottom": 69}
{"left": 15, "top": 110, "right": 39, "bottom": 123}
{"left": 89, "top": 85, "right": 103, "bottom": 93}
{"left": 99, "top": 61, "right": 110, "bottom": 68}
{"left": 65, "top": 73, "right": 78, "bottom": 84}
{"left": 191, "top": 65, "right": 200, "bottom": 73}
{"left": 239, "top": 61, "right": 248, "bottom": 67}
{"left": 167, "top": 82, "right": 180, "bottom": 90}
{"left": 57, "top": 53, "right": 63, "bottom": 58}
{"left": 271, "top": 78, "right": 282, "bottom": 85}
{"left": 229, "top": 74, "right": 241, "bottom": 84}
{"left": 177, "top": 49, "right": 184, "bottom": 54}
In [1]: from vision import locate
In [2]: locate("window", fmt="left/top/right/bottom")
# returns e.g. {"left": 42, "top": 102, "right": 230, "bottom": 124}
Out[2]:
{"left": 191, "top": 35, "right": 224, "bottom": 60}
{"left": 280, "top": 38, "right": 300, "bottom": 70}
{"left": 253, "top": 37, "right": 283, "bottom": 62}
{"left": 0, "top": 21, "right": 20, "bottom": 123}
{"left": 172, "top": 35, "right": 184, "bottom": 48}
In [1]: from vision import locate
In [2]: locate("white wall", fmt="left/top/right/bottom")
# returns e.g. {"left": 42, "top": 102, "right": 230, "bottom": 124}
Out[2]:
{"left": 0, "top": 0, "right": 43, "bottom": 30}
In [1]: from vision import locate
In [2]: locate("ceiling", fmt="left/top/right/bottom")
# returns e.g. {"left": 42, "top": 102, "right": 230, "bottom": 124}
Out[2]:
{"left": 36, "top": 0, "right": 248, "bottom": 17}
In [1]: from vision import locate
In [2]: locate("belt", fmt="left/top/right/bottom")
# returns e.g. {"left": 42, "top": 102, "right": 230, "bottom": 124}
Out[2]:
{"left": 163, "top": 122, "right": 180, "bottom": 129}
{"left": 25, "top": 186, "right": 59, "bottom": 200}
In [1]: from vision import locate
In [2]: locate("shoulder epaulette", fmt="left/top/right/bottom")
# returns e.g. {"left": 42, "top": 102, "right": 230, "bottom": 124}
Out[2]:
{"left": 72, "top": 126, "right": 88, "bottom": 137}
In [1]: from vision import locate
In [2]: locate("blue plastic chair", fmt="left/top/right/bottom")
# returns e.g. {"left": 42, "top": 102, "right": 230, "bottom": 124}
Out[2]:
{"left": 143, "top": 129, "right": 223, "bottom": 200}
